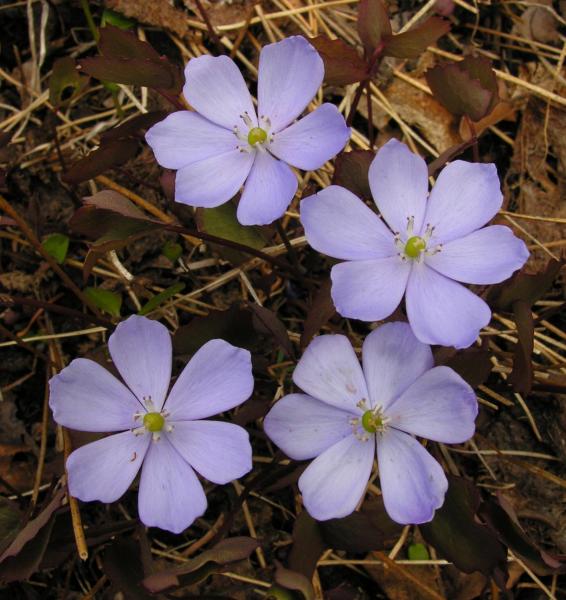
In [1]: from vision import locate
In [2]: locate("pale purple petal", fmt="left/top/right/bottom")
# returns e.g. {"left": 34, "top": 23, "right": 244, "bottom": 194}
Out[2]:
{"left": 175, "top": 150, "right": 254, "bottom": 208}
{"left": 258, "top": 36, "right": 324, "bottom": 132}
{"left": 425, "top": 225, "right": 529, "bottom": 284}
{"left": 301, "top": 186, "right": 396, "bottom": 260}
{"left": 377, "top": 429, "right": 447, "bottom": 524}
{"left": 368, "top": 139, "right": 428, "bottom": 235}
{"left": 386, "top": 366, "right": 477, "bottom": 443}
{"left": 362, "top": 322, "right": 433, "bottom": 412}
{"left": 138, "top": 436, "right": 207, "bottom": 533}
{"left": 145, "top": 111, "right": 239, "bottom": 170}
{"left": 406, "top": 263, "right": 491, "bottom": 348}
{"left": 293, "top": 335, "right": 369, "bottom": 412}
{"left": 109, "top": 316, "right": 172, "bottom": 410}
{"left": 183, "top": 55, "right": 256, "bottom": 130}
{"left": 331, "top": 257, "right": 411, "bottom": 322}
{"left": 263, "top": 393, "right": 356, "bottom": 460}
{"left": 269, "top": 104, "right": 349, "bottom": 170}
{"left": 424, "top": 161, "right": 502, "bottom": 243}
{"left": 167, "top": 420, "right": 252, "bottom": 484}
{"left": 66, "top": 431, "right": 150, "bottom": 503}
{"left": 165, "top": 339, "right": 253, "bottom": 421}
{"left": 49, "top": 358, "right": 141, "bottom": 432}
{"left": 299, "top": 434, "right": 375, "bottom": 521}
{"left": 237, "top": 151, "right": 297, "bottom": 225}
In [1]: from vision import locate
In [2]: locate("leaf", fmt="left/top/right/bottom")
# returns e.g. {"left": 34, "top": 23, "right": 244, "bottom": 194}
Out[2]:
{"left": 100, "top": 110, "right": 168, "bottom": 143}
{"left": 138, "top": 283, "right": 185, "bottom": 316}
{"left": 300, "top": 278, "right": 336, "bottom": 349}
{"left": 0, "top": 489, "right": 64, "bottom": 583}
{"left": 320, "top": 498, "right": 402, "bottom": 553}
{"left": 0, "top": 499, "right": 21, "bottom": 556}
{"left": 84, "top": 287, "right": 122, "bottom": 317}
{"left": 173, "top": 305, "right": 256, "bottom": 355}
{"left": 408, "top": 543, "right": 429, "bottom": 561}
{"left": 425, "top": 56, "right": 499, "bottom": 121}
{"left": 41, "top": 233, "right": 70, "bottom": 264}
{"left": 99, "top": 24, "right": 162, "bottom": 61}
{"left": 509, "top": 299, "right": 534, "bottom": 394}
{"left": 103, "top": 538, "right": 154, "bottom": 600}
{"left": 101, "top": 9, "right": 136, "bottom": 29}
{"left": 309, "top": 36, "right": 367, "bottom": 86}
{"left": 420, "top": 477, "right": 507, "bottom": 579}
{"left": 357, "top": 0, "right": 391, "bottom": 55}
{"left": 142, "top": 536, "right": 259, "bottom": 593}
{"left": 489, "top": 259, "right": 563, "bottom": 310}
{"left": 248, "top": 304, "right": 294, "bottom": 358}
{"left": 161, "top": 240, "right": 182, "bottom": 263}
{"left": 199, "top": 203, "right": 266, "bottom": 250}
{"left": 440, "top": 348, "right": 493, "bottom": 388}
{"left": 332, "top": 150, "right": 375, "bottom": 200}
{"left": 288, "top": 512, "right": 326, "bottom": 579}
{"left": 479, "top": 497, "right": 566, "bottom": 576}
{"left": 62, "top": 138, "right": 139, "bottom": 184}
{"left": 383, "top": 17, "right": 450, "bottom": 59}
{"left": 49, "top": 57, "right": 87, "bottom": 106}
{"left": 274, "top": 562, "right": 314, "bottom": 600}
{"left": 78, "top": 56, "right": 177, "bottom": 90}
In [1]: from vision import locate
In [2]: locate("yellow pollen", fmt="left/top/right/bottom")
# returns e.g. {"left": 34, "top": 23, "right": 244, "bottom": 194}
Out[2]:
{"left": 404, "top": 236, "right": 426, "bottom": 258}
{"left": 247, "top": 127, "right": 267, "bottom": 145}
{"left": 143, "top": 412, "right": 164, "bottom": 432}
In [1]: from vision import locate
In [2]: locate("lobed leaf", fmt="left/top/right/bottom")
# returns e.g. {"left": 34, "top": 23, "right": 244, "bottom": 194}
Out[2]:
{"left": 309, "top": 36, "right": 367, "bottom": 86}
{"left": 357, "top": 0, "right": 391, "bottom": 55}
{"left": 48, "top": 57, "right": 87, "bottom": 106}
{"left": 332, "top": 150, "right": 375, "bottom": 200}
{"left": 382, "top": 17, "right": 450, "bottom": 59}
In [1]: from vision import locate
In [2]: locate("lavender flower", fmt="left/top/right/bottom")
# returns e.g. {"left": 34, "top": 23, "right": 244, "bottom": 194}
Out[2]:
{"left": 263, "top": 322, "right": 477, "bottom": 524}
{"left": 146, "top": 36, "right": 350, "bottom": 226}
{"left": 301, "top": 139, "right": 529, "bottom": 348}
{"left": 49, "top": 315, "right": 253, "bottom": 533}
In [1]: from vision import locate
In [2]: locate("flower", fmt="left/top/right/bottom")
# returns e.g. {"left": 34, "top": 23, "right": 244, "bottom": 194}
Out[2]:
{"left": 146, "top": 36, "right": 350, "bottom": 226}
{"left": 300, "top": 139, "right": 529, "bottom": 348}
{"left": 49, "top": 315, "right": 253, "bottom": 533}
{"left": 263, "top": 322, "right": 477, "bottom": 524}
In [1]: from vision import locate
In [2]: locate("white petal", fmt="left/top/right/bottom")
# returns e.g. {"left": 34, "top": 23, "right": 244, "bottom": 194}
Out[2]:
{"left": 236, "top": 151, "right": 297, "bottom": 225}
{"left": 165, "top": 339, "right": 253, "bottom": 421}
{"left": 167, "top": 420, "right": 252, "bottom": 484}
{"left": 293, "top": 335, "right": 369, "bottom": 412}
{"left": 362, "top": 322, "right": 433, "bottom": 412}
{"left": 258, "top": 36, "right": 324, "bottom": 132}
{"left": 183, "top": 55, "right": 256, "bottom": 130}
{"left": 300, "top": 185, "right": 396, "bottom": 260}
{"left": 377, "top": 429, "right": 447, "bottom": 524}
{"left": 108, "top": 316, "right": 172, "bottom": 410}
{"left": 368, "top": 139, "right": 429, "bottom": 235}
{"left": 299, "top": 434, "right": 375, "bottom": 521}
{"left": 263, "top": 393, "right": 356, "bottom": 460}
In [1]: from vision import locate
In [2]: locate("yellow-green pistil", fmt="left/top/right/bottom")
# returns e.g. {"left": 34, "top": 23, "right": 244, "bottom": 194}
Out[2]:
{"left": 404, "top": 235, "right": 426, "bottom": 259}
{"left": 361, "top": 410, "right": 384, "bottom": 434}
{"left": 143, "top": 412, "right": 165, "bottom": 432}
{"left": 247, "top": 127, "right": 268, "bottom": 145}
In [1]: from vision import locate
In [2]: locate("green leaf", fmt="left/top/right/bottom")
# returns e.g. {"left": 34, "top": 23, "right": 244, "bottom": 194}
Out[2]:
{"left": 200, "top": 203, "right": 266, "bottom": 250}
{"left": 101, "top": 9, "right": 135, "bottom": 29}
{"left": 41, "top": 233, "right": 69, "bottom": 264}
{"left": 162, "top": 241, "right": 182, "bottom": 263}
{"left": 138, "top": 283, "right": 185, "bottom": 316}
{"left": 84, "top": 287, "right": 122, "bottom": 317}
{"left": 408, "top": 543, "right": 429, "bottom": 561}
{"left": 49, "top": 57, "right": 86, "bottom": 106}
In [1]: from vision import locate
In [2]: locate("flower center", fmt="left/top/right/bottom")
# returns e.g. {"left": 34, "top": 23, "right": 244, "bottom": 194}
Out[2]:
{"left": 143, "top": 412, "right": 165, "bottom": 432}
{"left": 361, "top": 409, "right": 385, "bottom": 433}
{"left": 247, "top": 127, "right": 268, "bottom": 146}
{"left": 404, "top": 235, "right": 427, "bottom": 259}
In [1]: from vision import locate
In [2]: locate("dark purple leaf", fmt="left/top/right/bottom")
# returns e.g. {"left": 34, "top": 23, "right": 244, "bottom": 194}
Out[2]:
{"left": 248, "top": 303, "right": 294, "bottom": 358}
{"left": 420, "top": 477, "right": 507, "bottom": 580}
{"left": 310, "top": 36, "right": 368, "bottom": 86}
{"left": 103, "top": 538, "right": 154, "bottom": 600}
{"left": 98, "top": 24, "right": 161, "bottom": 61}
{"left": 274, "top": 561, "right": 314, "bottom": 600}
{"left": 383, "top": 17, "right": 450, "bottom": 59}
{"left": 425, "top": 57, "right": 499, "bottom": 121}
{"left": 100, "top": 110, "right": 168, "bottom": 142}
{"left": 510, "top": 299, "right": 534, "bottom": 394}
{"left": 357, "top": 0, "right": 391, "bottom": 55}
{"left": 288, "top": 512, "right": 326, "bottom": 579}
{"left": 438, "top": 348, "right": 493, "bottom": 387}
{"left": 300, "top": 278, "right": 336, "bottom": 349}
{"left": 332, "top": 150, "right": 375, "bottom": 201}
